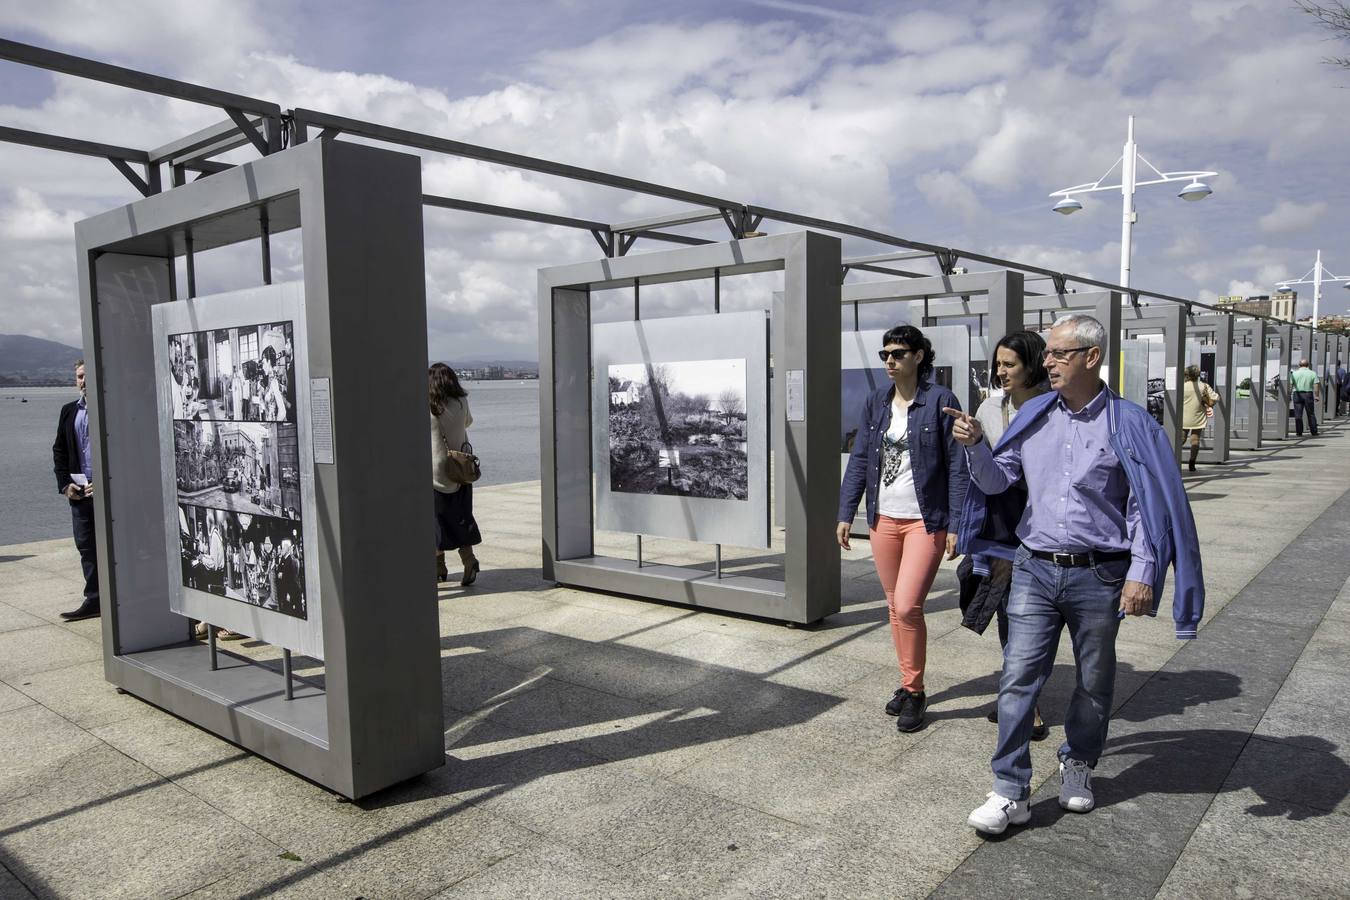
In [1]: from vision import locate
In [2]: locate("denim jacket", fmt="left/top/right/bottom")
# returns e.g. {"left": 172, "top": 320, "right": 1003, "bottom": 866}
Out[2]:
{"left": 956, "top": 388, "right": 1206, "bottom": 639}
{"left": 838, "top": 380, "right": 969, "bottom": 534}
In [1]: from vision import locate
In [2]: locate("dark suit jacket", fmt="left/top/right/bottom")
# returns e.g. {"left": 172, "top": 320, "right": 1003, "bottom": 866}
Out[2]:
{"left": 53, "top": 399, "right": 86, "bottom": 498}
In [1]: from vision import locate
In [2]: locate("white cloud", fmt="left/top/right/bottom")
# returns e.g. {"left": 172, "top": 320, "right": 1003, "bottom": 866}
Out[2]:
{"left": 0, "top": 2, "right": 1347, "bottom": 362}
{"left": 1259, "top": 199, "right": 1328, "bottom": 236}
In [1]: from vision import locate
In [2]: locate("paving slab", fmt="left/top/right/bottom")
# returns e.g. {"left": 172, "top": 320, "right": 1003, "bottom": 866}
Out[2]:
{"left": 0, "top": 627, "right": 99, "bottom": 682}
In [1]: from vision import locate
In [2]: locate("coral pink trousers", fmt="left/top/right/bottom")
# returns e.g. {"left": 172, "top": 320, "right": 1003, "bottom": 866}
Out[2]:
{"left": 869, "top": 515, "right": 946, "bottom": 693}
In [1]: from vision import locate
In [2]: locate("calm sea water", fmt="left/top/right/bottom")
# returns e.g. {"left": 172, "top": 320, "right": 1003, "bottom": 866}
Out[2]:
{"left": 0, "top": 380, "right": 541, "bottom": 546}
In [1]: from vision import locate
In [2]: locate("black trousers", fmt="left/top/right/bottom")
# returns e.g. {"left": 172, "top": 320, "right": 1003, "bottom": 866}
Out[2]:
{"left": 1293, "top": 390, "right": 1319, "bottom": 436}
{"left": 70, "top": 498, "right": 99, "bottom": 603}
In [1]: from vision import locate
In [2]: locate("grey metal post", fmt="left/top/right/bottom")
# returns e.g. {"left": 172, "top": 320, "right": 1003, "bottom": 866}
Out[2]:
{"left": 184, "top": 231, "right": 196, "bottom": 298}
{"left": 1092, "top": 291, "right": 1123, "bottom": 394}
{"left": 282, "top": 648, "right": 293, "bottom": 700}
{"left": 208, "top": 625, "right": 217, "bottom": 670}
{"left": 260, "top": 209, "right": 272, "bottom": 286}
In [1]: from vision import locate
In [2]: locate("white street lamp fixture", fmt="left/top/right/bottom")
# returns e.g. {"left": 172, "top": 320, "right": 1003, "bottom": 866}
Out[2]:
{"left": 1275, "top": 250, "right": 1350, "bottom": 328}
{"left": 1049, "top": 115, "right": 1218, "bottom": 288}
{"left": 1177, "top": 181, "right": 1212, "bottom": 201}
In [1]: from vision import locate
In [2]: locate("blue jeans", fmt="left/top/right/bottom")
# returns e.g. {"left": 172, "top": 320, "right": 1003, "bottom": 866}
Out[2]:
{"left": 991, "top": 544, "right": 1127, "bottom": 801}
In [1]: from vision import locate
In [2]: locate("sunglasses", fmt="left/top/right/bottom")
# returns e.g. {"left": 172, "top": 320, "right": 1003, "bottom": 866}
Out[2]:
{"left": 877, "top": 348, "right": 917, "bottom": 363}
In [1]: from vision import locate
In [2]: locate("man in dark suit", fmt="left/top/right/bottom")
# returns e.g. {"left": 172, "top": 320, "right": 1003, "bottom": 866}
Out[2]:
{"left": 274, "top": 538, "right": 304, "bottom": 618}
{"left": 52, "top": 360, "right": 100, "bottom": 621}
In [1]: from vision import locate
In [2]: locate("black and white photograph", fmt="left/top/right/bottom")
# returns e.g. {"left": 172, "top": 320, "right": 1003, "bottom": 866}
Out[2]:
{"left": 178, "top": 504, "right": 307, "bottom": 619}
{"left": 173, "top": 420, "right": 301, "bottom": 519}
{"left": 607, "top": 358, "right": 748, "bottom": 500}
{"left": 166, "top": 321, "right": 296, "bottom": 423}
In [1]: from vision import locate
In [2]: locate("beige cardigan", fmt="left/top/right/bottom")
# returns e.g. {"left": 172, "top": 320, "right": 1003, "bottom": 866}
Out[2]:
{"left": 431, "top": 396, "right": 472, "bottom": 494}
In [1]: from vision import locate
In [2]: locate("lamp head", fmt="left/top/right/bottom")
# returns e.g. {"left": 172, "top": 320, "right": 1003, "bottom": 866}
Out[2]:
{"left": 1178, "top": 181, "right": 1212, "bottom": 201}
{"left": 1052, "top": 197, "right": 1083, "bottom": 215}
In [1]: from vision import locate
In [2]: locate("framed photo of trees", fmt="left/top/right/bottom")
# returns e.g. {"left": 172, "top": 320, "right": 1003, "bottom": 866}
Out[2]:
{"left": 592, "top": 311, "right": 770, "bottom": 548}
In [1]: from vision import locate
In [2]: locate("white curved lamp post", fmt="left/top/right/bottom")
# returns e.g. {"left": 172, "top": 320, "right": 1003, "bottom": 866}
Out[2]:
{"left": 1049, "top": 115, "right": 1218, "bottom": 289}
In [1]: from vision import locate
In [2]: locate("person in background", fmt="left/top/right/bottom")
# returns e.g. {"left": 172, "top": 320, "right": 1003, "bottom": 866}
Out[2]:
{"left": 837, "top": 324, "right": 968, "bottom": 733}
{"left": 1181, "top": 365, "right": 1219, "bottom": 472}
{"left": 1290, "top": 358, "right": 1320, "bottom": 437}
{"left": 231, "top": 364, "right": 245, "bottom": 421}
{"left": 430, "top": 363, "right": 482, "bottom": 587}
{"left": 52, "top": 360, "right": 100, "bottom": 621}
{"left": 964, "top": 331, "right": 1051, "bottom": 741}
{"left": 1335, "top": 358, "right": 1348, "bottom": 418}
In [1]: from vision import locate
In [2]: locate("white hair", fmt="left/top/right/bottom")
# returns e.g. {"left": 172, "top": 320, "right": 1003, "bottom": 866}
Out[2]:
{"left": 1052, "top": 314, "right": 1107, "bottom": 351}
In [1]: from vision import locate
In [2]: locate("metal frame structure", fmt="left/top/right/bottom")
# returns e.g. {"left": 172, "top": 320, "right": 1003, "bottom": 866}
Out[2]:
{"left": 1230, "top": 319, "right": 1268, "bottom": 450}
{"left": 539, "top": 232, "right": 842, "bottom": 625}
{"left": 1184, "top": 314, "right": 1234, "bottom": 463}
{"left": 76, "top": 138, "right": 444, "bottom": 800}
{"left": 1, "top": 36, "right": 1338, "bottom": 345}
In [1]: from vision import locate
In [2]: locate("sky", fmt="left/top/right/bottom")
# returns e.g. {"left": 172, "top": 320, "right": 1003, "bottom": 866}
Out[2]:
{"left": 1, "top": 0, "right": 1348, "bottom": 363}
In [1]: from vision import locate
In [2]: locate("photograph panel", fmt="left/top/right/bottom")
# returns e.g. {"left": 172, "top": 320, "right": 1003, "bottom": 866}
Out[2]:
{"left": 178, "top": 504, "right": 307, "bottom": 620}
{"left": 166, "top": 320, "right": 296, "bottom": 423}
{"left": 173, "top": 420, "right": 301, "bottom": 519}
{"left": 607, "top": 358, "right": 749, "bottom": 500}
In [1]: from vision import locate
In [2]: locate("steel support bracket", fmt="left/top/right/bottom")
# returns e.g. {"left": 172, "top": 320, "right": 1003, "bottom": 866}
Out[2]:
{"left": 1051, "top": 273, "right": 1068, "bottom": 296}
{"left": 936, "top": 250, "right": 960, "bottom": 276}
{"left": 108, "top": 157, "right": 155, "bottom": 197}
{"left": 224, "top": 107, "right": 271, "bottom": 156}
{"left": 618, "top": 233, "right": 639, "bottom": 257}
{"left": 719, "top": 207, "right": 745, "bottom": 240}
{"left": 590, "top": 229, "right": 615, "bottom": 257}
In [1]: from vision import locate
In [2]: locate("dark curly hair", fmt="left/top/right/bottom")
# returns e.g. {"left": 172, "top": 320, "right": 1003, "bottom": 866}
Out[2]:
{"left": 993, "top": 330, "right": 1048, "bottom": 390}
{"left": 881, "top": 324, "right": 934, "bottom": 382}
{"left": 429, "top": 362, "right": 467, "bottom": 415}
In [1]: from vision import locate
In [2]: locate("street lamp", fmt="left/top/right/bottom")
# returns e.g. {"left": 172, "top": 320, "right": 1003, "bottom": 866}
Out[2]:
{"left": 1049, "top": 115, "right": 1217, "bottom": 288}
{"left": 1275, "top": 250, "right": 1350, "bottom": 329}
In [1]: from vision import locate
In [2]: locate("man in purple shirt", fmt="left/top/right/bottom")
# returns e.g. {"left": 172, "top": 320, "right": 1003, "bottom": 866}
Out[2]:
{"left": 52, "top": 360, "right": 100, "bottom": 621}
{"left": 948, "top": 315, "right": 1160, "bottom": 834}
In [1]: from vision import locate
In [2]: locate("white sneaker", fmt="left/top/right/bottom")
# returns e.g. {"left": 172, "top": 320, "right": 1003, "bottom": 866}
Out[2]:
{"left": 967, "top": 791, "right": 1031, "bottom": 835}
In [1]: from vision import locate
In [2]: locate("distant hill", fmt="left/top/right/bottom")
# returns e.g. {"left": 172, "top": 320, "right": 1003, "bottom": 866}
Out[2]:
{"left": 0, "top": 334, "right": 84, "bottom": 385}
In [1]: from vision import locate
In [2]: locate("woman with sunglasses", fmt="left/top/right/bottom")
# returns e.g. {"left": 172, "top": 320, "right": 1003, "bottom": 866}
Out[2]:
{"left": 838, "top": 325, "right": 969, "bottom": 732}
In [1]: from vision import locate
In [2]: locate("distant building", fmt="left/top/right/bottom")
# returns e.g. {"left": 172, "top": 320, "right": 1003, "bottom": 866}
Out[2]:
{"left": 1215, "top": 290, "right": 1296, "bottom": 322}
{"left": 610, "top": 381, "right": 642, "bottom": 406}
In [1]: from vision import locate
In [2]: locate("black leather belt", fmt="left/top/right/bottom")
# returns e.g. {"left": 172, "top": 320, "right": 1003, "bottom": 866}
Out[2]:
{"left": 1028, "top": 548, "right": 1131, "bottom": 568}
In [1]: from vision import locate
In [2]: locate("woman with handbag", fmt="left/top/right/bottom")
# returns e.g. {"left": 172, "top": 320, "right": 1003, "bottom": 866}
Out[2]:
{"left": 430, "top": 363, "right": 482, "bottom": 586}
{"left": 837, "top": 324, "right": 969, "bottom": 733}
{"left": 1181, "top": 365, "right": 1218, "bottom": 473}
{"left": 967, "top": 330, "right": 1050, "bottom": 740}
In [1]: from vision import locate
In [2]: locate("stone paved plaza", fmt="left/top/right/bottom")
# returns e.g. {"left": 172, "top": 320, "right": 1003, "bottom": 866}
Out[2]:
{"left": 2, "top": 424, "right": 1349, "bottom": 899}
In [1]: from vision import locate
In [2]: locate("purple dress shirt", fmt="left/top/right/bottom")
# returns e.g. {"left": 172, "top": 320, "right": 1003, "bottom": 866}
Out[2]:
{"left": 74, "top": 397, "right": 93, "bottom": 481}
{"left": 964, "top": 386, "right": 1155, "bottom": 586}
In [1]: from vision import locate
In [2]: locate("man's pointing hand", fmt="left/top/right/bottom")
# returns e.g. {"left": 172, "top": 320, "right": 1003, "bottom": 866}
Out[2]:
{"left": 943, "top": 407, "right": 983, "bottom": 447}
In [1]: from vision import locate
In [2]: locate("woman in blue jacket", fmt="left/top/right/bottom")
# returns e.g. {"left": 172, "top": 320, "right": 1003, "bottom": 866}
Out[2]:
{"left": 837, "top": 325, "right": 969, "bottom": 732}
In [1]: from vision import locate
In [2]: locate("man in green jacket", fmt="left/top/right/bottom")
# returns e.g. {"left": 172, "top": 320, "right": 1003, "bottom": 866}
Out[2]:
{"left": 1290, "top": 359, "right": 1320, "bottom": 437}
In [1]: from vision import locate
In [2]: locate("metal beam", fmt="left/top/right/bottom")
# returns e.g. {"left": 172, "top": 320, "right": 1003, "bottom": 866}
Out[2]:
{"left": 148, "top": 116, "right": 256, "bottom": 164}
{"left": 0, "top": 39, "right": 282, "bottom": 118}
{"left": 293, "top": 108, "right": 744, "bottom": 213}
{"left": 842, "top": 249, "right": 935, "bottom": 267}
{"left": 611, "top": 207, "right": 724, "bottom": 233}
{"left": 421, "top": 194, "right": 607, "bottom": 232}
{"left": 224, "top": 108, "right": 270, "bottom": 156}
{"left": 0, "top": 125, "right": 148, "bottom": 162}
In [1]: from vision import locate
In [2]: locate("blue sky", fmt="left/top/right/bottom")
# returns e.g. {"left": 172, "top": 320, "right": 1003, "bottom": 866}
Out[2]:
{"left": 1, "top": 0, "right": 1348, "bottom": 362}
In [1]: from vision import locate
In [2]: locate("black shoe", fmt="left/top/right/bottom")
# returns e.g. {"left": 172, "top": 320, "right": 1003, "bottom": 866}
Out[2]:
{"left": 1187, "top": 463, "right": 1197, "bottom": 472}
{"left": 986, "top": 707, "right": 999, "bottom": 724}
{"left": 896, "top": 691, "right": 927, "bottom": 732}
{"left": 1031, "top": 721, "right": 1050, "bottom": 741}
{"left": 59, "top": 599, "right": 100, "bottom": 621}
{"left": 885, "top": 688, "right": 910, "bottom": 717}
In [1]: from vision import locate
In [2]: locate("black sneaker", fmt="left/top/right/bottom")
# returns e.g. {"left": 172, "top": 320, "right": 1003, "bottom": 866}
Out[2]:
{"left": 896, "top": 691, "right": 927, "bottom": 732}
{"left": 885, "top": 688, "right": 910, "bottom": 717}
